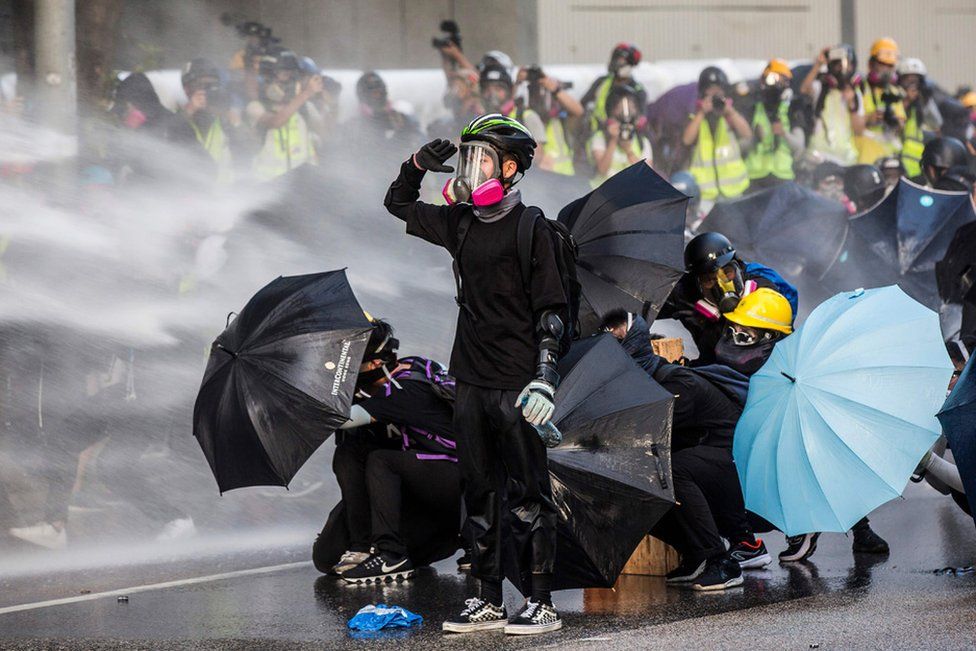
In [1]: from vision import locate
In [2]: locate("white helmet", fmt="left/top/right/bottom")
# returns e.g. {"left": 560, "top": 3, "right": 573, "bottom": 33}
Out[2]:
{"left": 897, "top": 57, "right": 927, "bottom": 78}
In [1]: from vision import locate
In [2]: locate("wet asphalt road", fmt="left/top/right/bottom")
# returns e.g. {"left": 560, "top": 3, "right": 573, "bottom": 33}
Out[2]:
{"left": 1, "top": 483, "right": 975, "bottom": 650}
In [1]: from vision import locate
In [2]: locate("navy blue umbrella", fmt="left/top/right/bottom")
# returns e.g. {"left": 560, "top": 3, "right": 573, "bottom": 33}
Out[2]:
{"left": 937, "top": 355, "right": 976, "bottom": 524}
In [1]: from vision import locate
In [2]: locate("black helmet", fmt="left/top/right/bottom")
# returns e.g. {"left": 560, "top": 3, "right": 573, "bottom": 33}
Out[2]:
{"left": 479, "top": 62, "right": 513, "bottom": 90}
{"left": 843, "top": 164, "right": 886, "bottom": 211}
{"left": 609, "top": 42, "right": 642, "bottom": 70}
{"left": 181, "top": 58, "right": 220, "bottom": 89}
{"left": 685, "top": 232, "right": 736, "bottom": 274}
{"left": 934, "top": 165, "right": 976, "bottom": 192}
{"left": 698, "top": 66, "right": 729, "bottom": 95}
{"left": 356, "top": 71, "right": 387, "bottom": 102}
{"left": 921, "top": 137, "right": 969, "bottom": 174}
{"left": 461, "top": 113, "right": 537, "bottom": 172}
{"left": 274, "top": 50, "right": 300, "bottom": 73}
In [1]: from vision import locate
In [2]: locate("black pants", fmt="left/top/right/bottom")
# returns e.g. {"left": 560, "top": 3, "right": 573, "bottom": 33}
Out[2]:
{"left": 331, "top": 436, "right": 460, "bottom": 557}
{"left": 652, "top": 445, "right": 752, "bottom": 563}
{"left": 453, "top": 382, "right": 557, "bottom": 582}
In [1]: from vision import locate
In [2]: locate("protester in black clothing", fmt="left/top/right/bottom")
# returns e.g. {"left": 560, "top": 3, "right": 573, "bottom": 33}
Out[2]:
{"left": 602, "top": 309, "right": 766, "bottom": 591}
{"left": 385, "top": 113, "right": 567, "bottom": 636}
{"left": 656, "top": 232, "right": 784, "bottom": 364}
{"left": 313, "top": 320, "right": 462, "bottom": 584}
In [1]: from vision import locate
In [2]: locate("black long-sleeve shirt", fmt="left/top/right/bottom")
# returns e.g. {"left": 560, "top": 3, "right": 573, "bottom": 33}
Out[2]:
{"left": 384, "top": 159, "right": 567, "bottom": 389}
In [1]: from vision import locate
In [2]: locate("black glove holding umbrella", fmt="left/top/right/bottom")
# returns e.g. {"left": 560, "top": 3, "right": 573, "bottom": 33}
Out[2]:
{"left": 557, "top": 161, "right": 686, "bottom": 332}
{"left": 506, "top": 334, "right": 675, "bottom": 591}
{"left": 193, "top": 270, "right": 373, "bottom": 493}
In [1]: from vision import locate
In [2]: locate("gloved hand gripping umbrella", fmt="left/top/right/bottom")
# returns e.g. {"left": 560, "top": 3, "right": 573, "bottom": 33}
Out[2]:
{"left": 733, "top": 286, "right": 955, "bottom": 536}
{"left": 506, "top": 334, "right": 675, "bottom": 590}
{"left": 937, "top": 355, "right": 976, "bottom": 525}
{"left": 193, "top": 270, "right": 373, "bottom": 493}
{"left": 557, "top": 161, "right": 686, "bottom": 331}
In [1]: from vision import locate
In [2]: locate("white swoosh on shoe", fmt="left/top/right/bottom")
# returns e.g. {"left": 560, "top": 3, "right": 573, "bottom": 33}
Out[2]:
{"left": 381, "top": 559, "right": 407, "bottom": 573}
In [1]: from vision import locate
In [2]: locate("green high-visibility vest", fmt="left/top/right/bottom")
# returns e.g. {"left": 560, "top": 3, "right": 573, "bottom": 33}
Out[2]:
{"left": 745, "top": 102, "right": 794, "bottom": 181}
{"left": 188, "top": 115, "right": 234, "bottom": 185}
{"left": 253, "top": 113, "right": 315, "bottom": 181}
{"left": 690, "top": 116, "right": 750, "bottom": 200}
{"left": 901, "top": 105, "right": 925, "bottom": 179}
{"left": 542, "top": 119, "right": 575, "bottom": 176}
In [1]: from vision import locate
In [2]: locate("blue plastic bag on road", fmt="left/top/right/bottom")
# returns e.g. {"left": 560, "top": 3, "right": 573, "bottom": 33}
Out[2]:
{"left": 347, "top": 604, "right": 423, "bottom": 632}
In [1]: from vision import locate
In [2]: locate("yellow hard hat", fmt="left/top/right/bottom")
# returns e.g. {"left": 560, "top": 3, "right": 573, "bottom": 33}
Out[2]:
{"left": 763, "top": 58, "right": 793, "bottom": 80}
{"left": 725, "top": 288, "right": 793, "bottom": 335}
{"left": 961, "top": 91, "right": 976, "bottom": 110}
{"left": 870, "top": 37, "right": 899, "bottom": 66}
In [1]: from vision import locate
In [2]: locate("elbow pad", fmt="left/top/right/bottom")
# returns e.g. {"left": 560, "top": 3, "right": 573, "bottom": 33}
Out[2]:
{"left": 535, "top": 311, "right": 564, "bottom": 387}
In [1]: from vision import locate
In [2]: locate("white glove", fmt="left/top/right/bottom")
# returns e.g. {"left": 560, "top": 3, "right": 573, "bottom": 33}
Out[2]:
{"left": 515, "top": 380, "right": 556, "bottom": 426}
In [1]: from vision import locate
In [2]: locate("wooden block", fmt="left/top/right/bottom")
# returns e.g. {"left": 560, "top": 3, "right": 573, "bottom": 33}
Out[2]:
{"left": 651, "top": 337, "right": 684, "bottom": 363}
{"left": 620, "top": 535, "right": 681, "bottom": 576}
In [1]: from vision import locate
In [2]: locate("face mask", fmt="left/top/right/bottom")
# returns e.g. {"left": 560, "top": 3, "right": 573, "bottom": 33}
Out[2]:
{"left": 356, "top": 365, "right": 389, "bottom": 390}
{"left": 714, "top": 332, "right": 777, "bottom": 376}
{"left": 615, "top": 64, "right": 634, "bottom": 79}
{"left": 443, "top": 177, "right": 505, "bottom": 207}
{"left": 699, "top": 265, "right": 744, "bottom": 313}
{"left": 868, "top": 70, "right": 895, "bottom": 87}
{"left": 124, "top": 107, "right": 147, "bottom": 129}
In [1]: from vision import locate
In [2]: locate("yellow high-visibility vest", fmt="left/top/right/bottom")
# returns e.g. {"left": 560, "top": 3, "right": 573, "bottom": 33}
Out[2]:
{"left": 901, "top": 105, "right": 925, "bottom": 178}
{"left": 689, "top": 116, "right": 750, "bottom": 200}
{"left": 188, "top": 116, "right": 234, "bottom": 185}
{"left": 745, "top": 102, "right": 794, "bottom": 181}
{"left": 253, "top": 113, "right": 315, "bottom": 181}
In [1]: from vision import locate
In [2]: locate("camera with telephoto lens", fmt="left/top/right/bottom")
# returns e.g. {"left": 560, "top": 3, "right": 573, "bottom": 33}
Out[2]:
{"left": 525, "top": 65, "right": 573, "bottom": 91}
{"left": 431, "top": 20, "right": 461, "bottom": 50}
{"left": 711, "top": 94, "right": 727, "bottom": 113}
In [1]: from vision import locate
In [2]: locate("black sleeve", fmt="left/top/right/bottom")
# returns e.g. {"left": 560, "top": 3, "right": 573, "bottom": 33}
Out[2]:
{"left": 658, "top": 275, "right": 696, "bottom": 320}
{"left": 581, "top": 76, "right": 605, "bottom": 108}
{"left": 659, "top": 366, "right": 740, "bottom": 431}
{"left": 357, "top": 382, "right": 419, "bottom": 428}
{"left": 529, "top": 215, "right": 569, "bottom": 318}
{"left": 383, "top": 158, "right": 461, "bottom": 251}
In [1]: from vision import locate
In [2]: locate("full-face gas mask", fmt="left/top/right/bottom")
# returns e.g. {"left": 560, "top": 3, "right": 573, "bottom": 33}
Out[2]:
{"left": 714, "top": 324, "right": 778, "bottom": 376}
{"left": 442, "top": 141, "right": 509, "bottom": 207}
{"left": 697, "top": 263, "right": 746, "bottom": 314}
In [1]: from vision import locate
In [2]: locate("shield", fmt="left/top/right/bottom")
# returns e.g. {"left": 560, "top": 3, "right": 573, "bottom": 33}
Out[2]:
{"left": 193, "top": 270, "right": 372, "bottom": 492}
{"left": 558, "top": 161, "right": 687, "bottom": 330}
{"left": 507, "top": 334, "right": 676, "bottom": 590}
{"left": 733, "top": 286, "right": 954, "bottom": 535}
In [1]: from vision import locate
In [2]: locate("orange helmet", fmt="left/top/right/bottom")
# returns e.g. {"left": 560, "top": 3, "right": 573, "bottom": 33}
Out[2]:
{"left": 960, "top": 91, "right": 976, "bottom": 110}
{"left": 870, "top": 37, "right": 899, "bottom": 66}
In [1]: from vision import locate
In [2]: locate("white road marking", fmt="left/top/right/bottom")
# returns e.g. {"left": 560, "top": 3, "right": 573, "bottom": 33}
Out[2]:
{"left": 0, "top": 561, "right": 311, "bottom": 616}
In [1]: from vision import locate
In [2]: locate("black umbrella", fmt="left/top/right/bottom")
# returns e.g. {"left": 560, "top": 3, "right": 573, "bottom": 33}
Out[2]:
{"left": 702, "top": 182, "right": 849, "bottom": 282}
{"left": 506, "top": 334, "right": 675, "bottom": 591}
{"left": 838, "top": 178, "right": 976, "bottom": 308}
{"left": 937, "top": 221, "right": 976, "bottom": 353}
{"left": 557, "top": 161, "right": 686, "bottom": 329}
{"left": 193, "top": 270, "right": 373, "bottom": 493}
{"left": 937, "top": 356, "right": 976, "bottom": 525}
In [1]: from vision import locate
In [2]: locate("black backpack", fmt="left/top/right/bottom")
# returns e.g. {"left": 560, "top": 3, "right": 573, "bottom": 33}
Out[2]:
{"left": 453, "top": 206, "right": 581, "bottom": 355}
{"left": 395, "top": 356, "right": 456, "bottom": 404}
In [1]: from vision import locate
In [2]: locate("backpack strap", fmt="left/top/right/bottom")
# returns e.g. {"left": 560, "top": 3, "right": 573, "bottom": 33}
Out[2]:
{"left": 516, "top": 206, "right": 543, "bottom": 293}
{"left": 453, "top": 212, "right": 475, "bottom": 316}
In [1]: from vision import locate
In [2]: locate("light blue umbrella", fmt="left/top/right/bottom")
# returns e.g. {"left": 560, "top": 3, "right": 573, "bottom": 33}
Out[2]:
{"left": 733, "top": 286, "right": 954, "bottom": 535}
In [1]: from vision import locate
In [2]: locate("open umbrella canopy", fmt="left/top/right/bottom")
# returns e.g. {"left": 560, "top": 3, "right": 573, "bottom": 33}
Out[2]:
{"left": 193, "top": 270, "right": 373, "bottom": 493}
{"left": 702, "top": 181, "right": 849, "bottom": 281}
{"left": 507, "top": 334, "right": 675, "bottom": 590}
{"left": 557, "top": 161, "right": 686, "bottom": 330}
{"left": 938, "top": 355, "right": 976, "bottom": 524}
{"left": 733, "top": 286, "right": 954, "bottom": 536}
{"left": 937, "top": 221, "right": 976, "bottom": 354}
{"left": 834, "top": 178, "right": 976, "bottom": 308}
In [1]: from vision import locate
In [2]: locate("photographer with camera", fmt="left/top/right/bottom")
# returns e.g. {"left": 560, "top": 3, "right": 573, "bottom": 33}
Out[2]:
{"left": 587, "top": 82, "right": 652, "bottom": 186}
{"left": 857, "top": 37, "right": 906, "bottom": 163}
{"left": 582, "top": 43, "right": 647, "bottom": 133}
{"left": 245, "top": 49, "right": 321, "bottom": 180}
{"left": 897, "top": 57, "right": 943, "bottom": 180}
{"left": 744, "top": 59, "right": 804, "bottom": 189}
{"left": 517, "top": 65, "right": 583, "bottom": 176}
{"left": 683, "top": 66, "right": 752, "bottom": 202}
{"left": 428, "top": 22, "right": 484, "bottom": 140}
{"left": 800, "top": 44, "right": 865, "bottom": 165}
{"left": 167, "top": 58, "right": 239, "bottom": 185}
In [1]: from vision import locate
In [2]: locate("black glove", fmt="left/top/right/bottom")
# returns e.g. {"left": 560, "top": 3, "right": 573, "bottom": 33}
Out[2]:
{"left": 414, "top": 138, "right": 458, "bottom": 173}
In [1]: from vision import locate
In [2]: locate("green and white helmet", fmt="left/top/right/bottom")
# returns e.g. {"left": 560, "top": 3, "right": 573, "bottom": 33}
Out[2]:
{"left": 460, "top": 113, "right": 537, "bottom": 172}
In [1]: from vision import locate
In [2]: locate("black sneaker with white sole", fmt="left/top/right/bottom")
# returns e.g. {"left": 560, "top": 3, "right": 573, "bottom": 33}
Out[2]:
{"left": 779, "top": 532, "right": 821, "bottom": 562}
{"left": 341, "top": 549, "right": 414, "bottom": 584}
{"left": 504, "top": 599, "right": 562, "bottom": 635}
{"left": 691, "top": 557, "right": 744, "bottom": 591}
{"left": 442, "top": 597, "right": 508, "bottom": 633}
{"left": 665, "top": 558, "right": 706, "bottom": 584}
{"left": 729, "top": 538, "right": 772, "bottom": 569}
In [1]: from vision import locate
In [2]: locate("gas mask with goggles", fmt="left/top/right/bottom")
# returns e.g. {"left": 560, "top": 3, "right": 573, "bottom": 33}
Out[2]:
{"left": 693, "top": 263, "right": 751, "bottom": 320}
{"left": 442, "top": 141, "right": 512, "bottom": 207}
{"left": 759, "top": 71, "right": 792, "bottom": 110}
{"left": 714, "top": 324, "right": 778, "bottom": 376}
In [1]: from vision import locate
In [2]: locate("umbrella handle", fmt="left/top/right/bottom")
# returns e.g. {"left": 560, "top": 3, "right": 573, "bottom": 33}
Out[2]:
{"left": 533, "top": 421, "right": 563, "bottom": 448}
{"left": 650, "top": 444, "right": 669, "bottom": 489}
